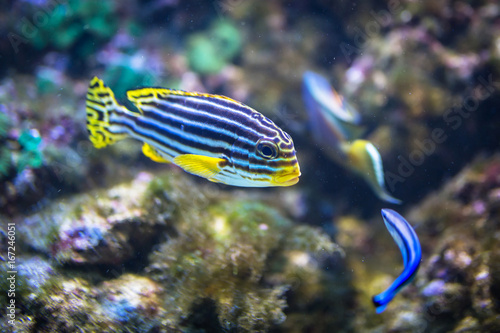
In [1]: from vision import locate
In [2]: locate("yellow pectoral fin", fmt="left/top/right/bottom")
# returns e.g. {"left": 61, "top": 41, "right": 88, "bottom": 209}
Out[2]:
{"left": 142, "top": 143, "right": 170, "bottom": 163}
{"left": 173, "top": 154, "right": 226, "bottom": 181}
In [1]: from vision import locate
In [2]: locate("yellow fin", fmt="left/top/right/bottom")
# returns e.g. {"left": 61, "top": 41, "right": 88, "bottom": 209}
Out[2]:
{"left": 346, "top": 140, "right": 402, "bottom": 204}
{"left": 86, "top": 77, "right": 131, "bottom": 148}
{"left": 173, "top": 154, "right": 226, "bottom": 181}
{"left": 142, "top": 143, "right": 170, "bottom": 163}
{"left": 126, "top": 87, "right": 244, "bottom": 110}
{"left": 127, "top": 88, "right": 162, "bottom": 107}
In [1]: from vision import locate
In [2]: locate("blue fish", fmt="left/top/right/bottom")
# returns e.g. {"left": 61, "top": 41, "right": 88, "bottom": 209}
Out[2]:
{"left": 372, "top": 209, "right": 422, "bottom": 313}
{"left": 302, "top": 71, "right": 400, "bottom": 204}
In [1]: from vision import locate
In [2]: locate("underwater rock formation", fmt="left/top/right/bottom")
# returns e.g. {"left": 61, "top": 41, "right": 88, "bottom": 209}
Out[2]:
{"left": 342, "top": 154, "right": 500, "bottom": 332}
{"left": 407, "top": 154, "right": 500, "bottom": 333}
{"left": 1, "top": 170, "right": 345, "bottom": 332}
{"left": 17, "top": 172, "right": 170, "bottom": 265}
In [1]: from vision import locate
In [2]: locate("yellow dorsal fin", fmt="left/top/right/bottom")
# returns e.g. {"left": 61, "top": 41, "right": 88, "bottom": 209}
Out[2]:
{"left": 142, "top": 143, "right": 170, "bottom": 163}
{"left": 127, "top": 88, "right": 160, "bottom": 104}
{"left": 125, "top": 88, "right": 161, "bottom": 112}
{"left": 173, "top": 154, "right": 226, "bottom": 181}
{"left": 126, "top": 87, "right": 244, "bottom": 110}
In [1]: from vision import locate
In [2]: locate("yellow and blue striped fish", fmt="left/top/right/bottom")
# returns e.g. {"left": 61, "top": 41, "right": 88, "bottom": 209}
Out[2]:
{"left": 372, "top": 209, "right": 422, "bottom": 313}
{"left": 86, "top": 77, "right": 300, "bottom": 187}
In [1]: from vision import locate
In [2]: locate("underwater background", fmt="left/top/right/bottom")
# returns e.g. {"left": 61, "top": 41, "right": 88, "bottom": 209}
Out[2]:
{"left": 1, "top": 0, "right": 500, "bottom": 332}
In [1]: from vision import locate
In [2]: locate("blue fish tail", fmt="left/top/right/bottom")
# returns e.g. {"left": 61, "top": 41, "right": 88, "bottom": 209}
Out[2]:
{"left": 372, "top": 290, "right": 394, "bottom": 313}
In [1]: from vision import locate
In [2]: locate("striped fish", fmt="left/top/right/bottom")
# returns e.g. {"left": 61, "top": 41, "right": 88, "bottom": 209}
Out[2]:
{"left": 372, "top": 209, "right": 422, "bottom": 313}
{"left": 86, "top": 77, "right": 300, "bottom": 187}
{"left": 302, "top": 70, "right": 400, "bottom": 204}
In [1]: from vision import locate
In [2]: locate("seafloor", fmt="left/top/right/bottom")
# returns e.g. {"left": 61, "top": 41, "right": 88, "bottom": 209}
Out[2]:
{"left": 1, "top": 0, "right": 500, "bottom": 332}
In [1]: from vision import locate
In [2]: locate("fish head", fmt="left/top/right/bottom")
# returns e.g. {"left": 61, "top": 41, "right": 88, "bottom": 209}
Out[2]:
{"left": 246, "top": 133, "right": 301, "bottom": 187}
{"left": 228, "top": 111, "right": 300, "bottom": 187}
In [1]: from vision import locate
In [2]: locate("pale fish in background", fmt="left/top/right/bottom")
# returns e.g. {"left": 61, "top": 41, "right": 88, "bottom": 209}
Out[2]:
{"left": 302, "top": 70, "right": 400, "bottom": 204}
{"left": 372, "top": 209, "right": 422, "bottom": 313}
{"left": 303, "top": 70, "right": 364, "bottom": 147}
{"left": 86, "top": 77, "right": 300, "bottom": 187}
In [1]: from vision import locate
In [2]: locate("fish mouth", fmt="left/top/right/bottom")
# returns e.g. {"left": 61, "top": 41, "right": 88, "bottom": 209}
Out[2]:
{"left": 274, "top": 171, "right": 301, "bottom": 186}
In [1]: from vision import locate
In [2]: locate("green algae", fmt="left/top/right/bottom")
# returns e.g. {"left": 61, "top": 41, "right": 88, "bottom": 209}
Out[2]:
{"left": 187, "top": 34, "right": 227, "bottom": 74}
{"left": 17, "top": 130, "right": 43, "bottom": 172}
{"left": 30, "top": 0, "right": 118, "bottom": 54}
{"left": 187, "top": 19, "right": 242, "bottom": 74}
{"left": 103, "top": 63, "right": 157, "bottom": 102}
{"left": 147, "top": 195, "right": 340, "bottom": 331}
{"left": 8, "top": 261, "right": 164, "bottom": 333}
{"left": 0, "top": 112, "right": 9, "bottom": 136}
{"left": 0, "top": 147, "right": 11, "bottom": 177}
{"left": 211, "top": 20, "right": 242, "bottom": 60}
{"left": 0, "top": 117, "right": 43, "bottom": 178}
{"left": 35, "top": 277, "right": 112, "bottom": 332}
{"left": 14, "top": 169, "right": 342, "bottom": 331}
{"left": 0, "top": 112, "right": 11, "bottom": 177}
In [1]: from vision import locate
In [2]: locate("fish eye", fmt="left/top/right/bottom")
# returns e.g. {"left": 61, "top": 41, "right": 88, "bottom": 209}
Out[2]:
{"left": 256, "top": 140, "right": 278, "bottom": 159}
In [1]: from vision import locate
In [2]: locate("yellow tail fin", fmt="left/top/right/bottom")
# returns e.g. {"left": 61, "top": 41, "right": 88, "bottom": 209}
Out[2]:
{"left": 85, "top": 77, "right": 132, "bottom": 148}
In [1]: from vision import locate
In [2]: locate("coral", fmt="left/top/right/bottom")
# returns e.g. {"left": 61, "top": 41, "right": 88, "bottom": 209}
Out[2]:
{"left": 187, "top": 34, "right": 227, "bottom": 74}
{"left": 29, "top": 0, "right": 118, "bottom": 53}
{"left": 14, "top": 167, "right": 343, "bottom": 331}
{"left": 0, "top": 254, "right": 164, "bottom": 332}
{"left": 143, "top": 179, "right": 344, "bottom": 331}
{"left": 0, "top": 110, "right": 9, "bottom": 135}
{"left": 329, "top": 0, "right": 500, "bottom": 204}
{"left": 187, "top": 19, "right": 242, "bottom": 74}
{"left": 210, "top": 19, "right": 243, "bottom": 60}
{"left": 102, "top": 54, "right": 159, "bottom": 101}
{"left": 96, "top": 274, "right": 164, "bottom": 332}
{"left": 35, "top": 67, "right": 63, "bottom": 95}
{"left": 0, "top": 111, "right": 12, "bottom": 177}
{"left": 0, "top": 260, "right": 37, "bottom": 319}
{"left": 0, "top": 126, "right": 43, "bottom": 181}
{"left": 18, "top": 172, "right": 171, "bottom": 265}
{"left": 16, "top": 130, "right": 43, "bottom": 172}
{"left": 146, "top": 200, "right": 294, "bottom": 331}
{"left": 0, "top": 147, "right": 11, "bottom": 177}
{"left": 35, "top": 277, "right": 109, "bottom": 332}
{"left": 407, "top": 155, "right": 500, "bottom": 332}
{"left": 17, "top": 256, "right": 55, "bottom": 293}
